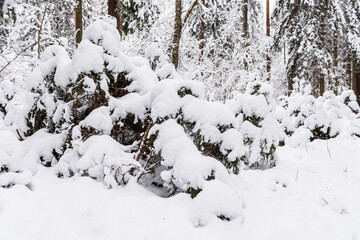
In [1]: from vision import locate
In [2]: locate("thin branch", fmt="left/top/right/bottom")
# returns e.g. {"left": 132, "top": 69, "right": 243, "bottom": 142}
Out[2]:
{"left": 38, "top": 5, "right": 48, "bottom": 59}
{"left": 136, "top": 119, "right": 154, "bottom": 162}
{"left": 183, "top": 0, "right": 198, "bottom": 24}
{"left": 16, "top": 129, "right": 24, "bottom": 141}
{"left": 0, "top": 42, "right": 37, "bottom": 74}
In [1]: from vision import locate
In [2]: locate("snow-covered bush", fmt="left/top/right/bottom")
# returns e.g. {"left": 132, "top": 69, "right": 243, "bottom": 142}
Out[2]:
{"left": 0, "top": 19, "right": 281, "bottom": 208}
{"left": 277, "top": 90, "right": 360, "bottom": 146}
{"left": 0, "top": 130, "right": 31, "bottom": 188}
{"left": 228, "top": 82, "right": 285, "bottom": 169}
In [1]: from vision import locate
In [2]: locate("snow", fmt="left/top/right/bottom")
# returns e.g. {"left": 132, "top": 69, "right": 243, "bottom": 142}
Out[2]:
{"left": 153, "top": 119, "right": 230, "bottom": 191}
{"left": 1, "top": 137, "right": 360, "bottom": 239}
{"left": 80, "top": 106, "right": 113, "bottom": 135}
{"left": 1, "top": 15, "right": 360, "bottom": 240}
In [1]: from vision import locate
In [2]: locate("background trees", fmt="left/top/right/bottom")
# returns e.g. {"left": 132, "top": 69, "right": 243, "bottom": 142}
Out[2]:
{"left": 272, "top": 0, "right": 360, "bottom": 100}
{"left": 1, "top": 0, "right": 360, "bottom": 101}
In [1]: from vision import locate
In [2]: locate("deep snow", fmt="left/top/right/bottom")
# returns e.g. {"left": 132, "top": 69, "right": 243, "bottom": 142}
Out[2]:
{"left": 1, "top": 137, "right": 359, "bottom": 240}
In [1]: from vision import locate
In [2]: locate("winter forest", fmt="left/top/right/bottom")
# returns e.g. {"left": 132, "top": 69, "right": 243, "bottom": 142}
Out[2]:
{"left": 1, "top": 0, "right": 360, "bottom": 239}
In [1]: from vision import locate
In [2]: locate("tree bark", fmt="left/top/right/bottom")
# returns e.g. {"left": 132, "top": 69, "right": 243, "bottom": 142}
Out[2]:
{"left": 319, "top": 75, "right": 325, "bottom": 96}
{"left": 243, "top": 0, "right": 248, "bottom": 70}
{"left": 172, "top": 0, "right": 182, "bottom": 69}
{"left": 356, "top": 62, "right": 360, "bottom": 105}
{"left": 108, "top": 0, "right": 123, "bottom": 37}
{"left": 333, "top": 34, "right": 338, "bottom": 95}
{"left": 352, "top": 59, "right": 360, "bottom": 104}
{"left": 266, "top": 0, "right": 271, "bottom": 80}
{"left": 0, "top": 1, "right": 3, "bottom": 19}
{"left": 199, "top": 0, "right": 205, "bottom": 61}
{"left": 346, "top": 55, "right": 352, "bottom": 89}
{"left": 75, "top": 0, "right": 83, "bottom": 46}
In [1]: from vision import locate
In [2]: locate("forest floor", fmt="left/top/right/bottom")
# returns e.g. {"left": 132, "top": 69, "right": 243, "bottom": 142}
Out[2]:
{"left": 1, "top": 137, "right": 360, "bottom": 240}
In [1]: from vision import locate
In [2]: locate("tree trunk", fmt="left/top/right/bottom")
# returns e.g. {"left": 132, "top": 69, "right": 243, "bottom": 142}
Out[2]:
{"left": 266, "top": 0, "right": 271, "bottom": 80}
{"left": 243, "top": 0, "right": 248, "bottom": 70}
{"left": 172, "top": 0, "right": 182, "bottom": 69}
{"left": 0, "top": 1, "right": 3, "bottom": 19}
{"left": 356, "top": 62, "right": 360, "bottom": 105}
{"left": 352, "top": 60, "right": 357, "bottom": 97}
{"left": 283, "top": 42, "right": 286, "bottom": 65}
{"left": 199, "top": 0, "right": 205, "bottom": 61}
{"left": 319, "top": 75, "right": 325, "bottom": 97}
{"left": 108, "top": 0, "right": 123, "bottom": 37}
{"left": 333, "top": 35, "right": 338, "bottom": 95}
{"left": 353, "top": 59, "right": 360, "bottom": 104}
{"left": 346, "top": 55, "right": 352, "bottom": 89}
{"left": 75, "top": 0, "right": 83, "bottom": 45}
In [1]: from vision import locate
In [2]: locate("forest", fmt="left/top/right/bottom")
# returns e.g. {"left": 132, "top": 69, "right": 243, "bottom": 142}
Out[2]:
{"left": 1, "top": 1, "right": 360, "bottom": 239}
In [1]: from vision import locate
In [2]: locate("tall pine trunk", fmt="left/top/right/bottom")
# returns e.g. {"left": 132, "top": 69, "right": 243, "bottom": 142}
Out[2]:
{"left": 108, "top": 0, "right": 123, "bottom": 37}
{"left": 352, "top": 59, "right": 360, "bottom": 104}
{"left": 243, "top": 0, "right": 248, "bottom": 70}
{"left": 319, "top": 75, "right": 325, "bottom": 97}
{"left": 75, "top": 0, "right": 83, "bottom": 45}
{"left": 266, "top": 0, "right": 271, "bottom": 80}
{"left": 346, "top": 55, "right": 352, "bottom": 89}
{"left": 171, "top": 0, "right": 182, "bottom": 69}
{"left": 333, "top": 34, "right": 338, "bottom": 95}
{"left": 199, "top": 0, "right": 205, "bottom": 61}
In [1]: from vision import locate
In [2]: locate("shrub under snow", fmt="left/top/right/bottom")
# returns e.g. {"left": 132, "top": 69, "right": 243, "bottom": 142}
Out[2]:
{"left": 5, "top": 17, "right": 360, "bottom": 221}
{"left": 277, "top": 89, "right": 360, "bottom": 147}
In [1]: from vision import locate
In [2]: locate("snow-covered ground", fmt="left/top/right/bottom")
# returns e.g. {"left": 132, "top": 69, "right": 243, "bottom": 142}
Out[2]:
{"left": 1, "top": 136, "right": 359, "bottom": 240}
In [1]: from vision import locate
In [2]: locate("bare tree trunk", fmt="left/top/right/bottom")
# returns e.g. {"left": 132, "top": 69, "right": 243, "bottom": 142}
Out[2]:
{"left": 0, "top": 1, "right": 3, "bottom": 19}
{"left": 352, "top": 60, "right": 356, "bottom": 96}
{"left": 352, "top": 59, "right": 360, "bottom": 104}
{"left": 75, "top": 0, "right": 83, "bottom": 46}
{"left": 199, "top": 0, "right": 205, "bottom": 61}
{"left": 346, "top": 55, "right": 352, "bottom": 89}
{"left": 356, "top": 62, "right": 360, "bottom": 105}
{"left": 243, "top": 0, "right": 248, "bottom": 70}
{"left": 288, "top": 52, "right": 299, "bottom": 96}
{"left": 283, "top": 42, "right": 286, "bottom": 65}
{"left": 108, "top": 0, "right": 123, "bottom": 37}
{"left": 333, "top": 34, "right": 338, "bottom": 95}
{"left": 172, "top": 0, "right": 182, "bottom": 69}
{"left": 319, "top": 75, "right": 325, "bottom": 96}
{"left": 266, "top": 0, "right": 271, "bottom": 80}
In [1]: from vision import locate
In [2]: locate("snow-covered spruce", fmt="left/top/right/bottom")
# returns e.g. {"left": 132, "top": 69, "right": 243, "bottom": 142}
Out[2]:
{"left": 0, "top": 19, "right": 279, "bottom": 206}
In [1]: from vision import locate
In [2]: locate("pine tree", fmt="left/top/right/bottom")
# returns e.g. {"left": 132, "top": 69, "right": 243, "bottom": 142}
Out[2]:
{"left": 181, "top": 0, "right": 267, "bottom": 100}
{"left": 273, "top": 0, "right": 348, "bottom": 96}
{"left": 342, "top": 0, "right": 360, "bottom": 102}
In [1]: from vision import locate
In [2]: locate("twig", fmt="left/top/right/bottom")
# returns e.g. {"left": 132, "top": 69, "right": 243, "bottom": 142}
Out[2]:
{"left": 295, "top": 169, "right": 299, "bottom": 181}
{"left": 37, "top": 5, "right": 48, "bottom": 59}
{"left": 326, "top": 140, "right": 331, "bottom": 159}
{"left": 16, "top": 129, "right": 24, "bottom": 141}
{"left": 0, "top": 42, "right": 37, "bottom": 74}
{"left": 136, "top": 119, "right": 154, "bottom": 162}
{"left": 183, "top": 0, "right": 198, "bottom": 24}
